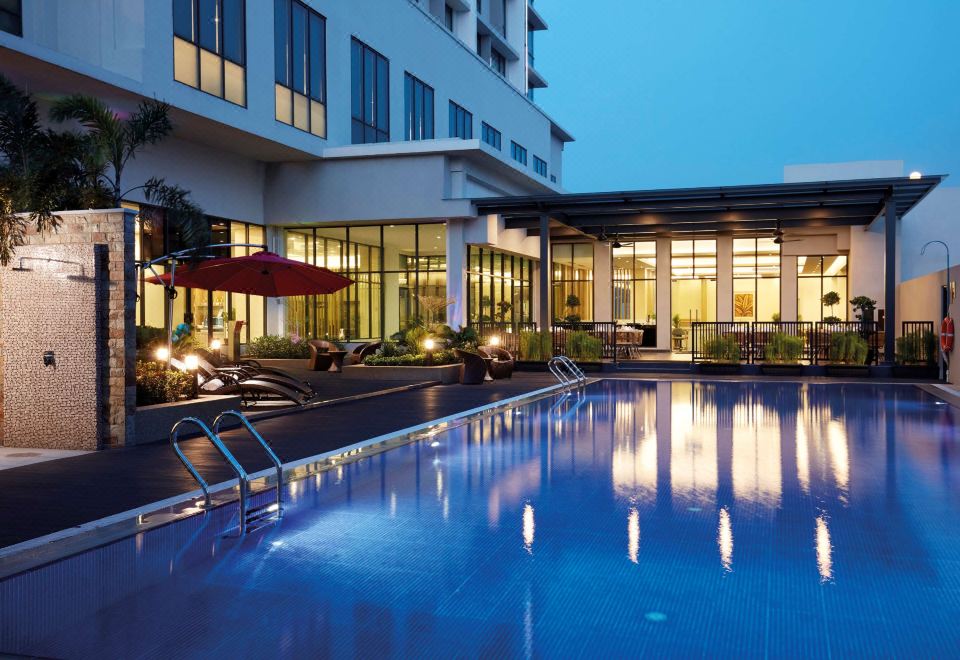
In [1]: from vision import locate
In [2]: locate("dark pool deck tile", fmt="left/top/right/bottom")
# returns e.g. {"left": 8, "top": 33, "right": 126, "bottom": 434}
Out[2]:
{"left": 0, "top": 374, "right": 557, "bottom": 550}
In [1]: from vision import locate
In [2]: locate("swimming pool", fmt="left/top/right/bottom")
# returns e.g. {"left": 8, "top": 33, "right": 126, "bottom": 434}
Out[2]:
{"left": 2, "top": 380, "right": 959, "bottom": 657}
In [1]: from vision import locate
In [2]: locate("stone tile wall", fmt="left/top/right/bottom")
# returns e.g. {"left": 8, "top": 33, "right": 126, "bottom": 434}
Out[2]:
{"left": 0, "top": 210, "right": 137, "bottom": 449}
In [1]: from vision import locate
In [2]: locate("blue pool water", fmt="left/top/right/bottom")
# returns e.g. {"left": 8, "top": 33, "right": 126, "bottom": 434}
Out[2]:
{"left": 2, "top": 380, "right": 960, "bottom": 658}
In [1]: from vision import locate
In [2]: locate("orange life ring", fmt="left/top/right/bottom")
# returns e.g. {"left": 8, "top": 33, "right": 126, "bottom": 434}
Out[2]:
{"left": 942, "top": 317, "right": 955, "bottom": 353}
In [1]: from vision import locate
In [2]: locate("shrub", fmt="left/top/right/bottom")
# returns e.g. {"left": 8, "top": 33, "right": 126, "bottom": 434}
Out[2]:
{"left": 703, "top": 334, "right": 741, "bottom": 363}
{"left": 565, "top": 330, "right": 603, "bottom": 361}
{"left": 376, "top": 340, "right": 413, "bottom": 358}
{"left": 765, "top": 332, "right": 804, "bottom": 364}
{"left": 829, "top": 331, "right": 868, "bottom": 364}
{"left": 895, "top": 331, "right": 936, "bottom": 365}
{"left": 363, "top": 350, "right": 458, "bottom": 366}
{"left": 404, "top": 325, "right": 429, "bottom": 351}
{"left": 136, "top": 361, "right": 194, "bottom": 406}
{"left": 823, "top": 316, "right": 843, "bottom": 324}
{"left": 136, "top": 325, "right": 166, "bottom": 350}
{"left": 519, "top": 330, "right": 553, "bottom": 361}
{"left": 246, "top": 334, "right": 311, "bottom": 359}
{"left": 438, "top": 324, "right": 479, "bottom": 350}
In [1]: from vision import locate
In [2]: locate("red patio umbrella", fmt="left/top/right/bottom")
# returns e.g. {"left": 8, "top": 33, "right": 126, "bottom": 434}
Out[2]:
{"left": 146, "top": 250, "right": 353, "bottom": 296}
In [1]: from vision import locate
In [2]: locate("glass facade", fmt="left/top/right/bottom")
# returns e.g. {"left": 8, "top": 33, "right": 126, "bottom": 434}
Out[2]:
{"left": 612, "top": 241, "right": 656, "bottom": 324}
{"left": 351, "top": 38, "right": 390, "bottom": 144}
{"left": 134, "top": 207, "right": 266, "bottom": 352}
{"left": 404, "top": 73, "right": 435, "bottom": 141}
{"left": 733, "top": 237, "right": 781, "bottom": 322}
{"left": 798, "top": 255, "right": 848, "bottom": 321}
{"left": 671, "top": 239, "right": 717, "bottom": 337}
{"left": 284, "top": 223, "right": 446, "bottom": 340}
{"left": 467, "top": 247, "right": 535, "bottom": 324}
{"left": 274, "top": 0, "right": 326, "bottom": 137}
{"left": 173, "top": 0, "right": 246, "bottom": 106}
{"left": 552, "top": 243, "right": 593, "bottom": 321}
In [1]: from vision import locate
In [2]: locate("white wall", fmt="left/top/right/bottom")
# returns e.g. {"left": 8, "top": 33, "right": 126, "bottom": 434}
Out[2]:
{"left": 901, "top": 187, "right": 960, "bottom": 281}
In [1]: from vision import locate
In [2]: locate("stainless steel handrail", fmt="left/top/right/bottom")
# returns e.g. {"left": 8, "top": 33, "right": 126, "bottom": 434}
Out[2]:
{"left": 557, "top": 355, "right": 587, "bottom": 383}
{"left": 212, "top": 411, "right": 284, "bottom": 519}
{"left": 549, "top": 356, "right": 587, "bottom": 387}
{"left": 547, "top": 357, "right": 573, "bottom": 387}
{"left": 170, "top": 416, "right": 251, "bottom": 534}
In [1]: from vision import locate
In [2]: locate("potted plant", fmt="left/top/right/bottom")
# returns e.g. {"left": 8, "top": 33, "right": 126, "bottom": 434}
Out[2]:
{"left": 850, "top": 295, "right": 877, "bottom": 323}
{"left": 825, "top": 331, "right": 870, "bottom": 376}
{"left": 699, "top": 334, "right": 742, "bottom": 375}
{"left": 821, "top": 291, "right": 842, "bottom": 323}
{"left": 564, "top": 330, "right": 603, "bottom": 362}
{"left": 564, "top": 294, "right": 582, "bottom": 324}
{"left": 771, "top": 312, "right": 781, "bottom": 323}
{"left": 671, "top": 314, "right": 686, "bottom": 351}
{"left": 518, "top": 330, "right": 553, "bottom": 363}
{"left": 761, "top": 331, "right": 805, "bottom": 375}
{"left": 893, "top": 329, "right": 938, "bottom": 378}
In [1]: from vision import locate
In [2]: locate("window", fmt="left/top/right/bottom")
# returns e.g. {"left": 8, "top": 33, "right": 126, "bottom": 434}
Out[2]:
{"left": 481, "top": 122, "right": 502, "bottom": 150}
{"left": 449, "top": 101, "right": 473, "bottom": 139}
{"left": 467, "top": 247, "right": 535, "bottom": 325}
{"left": 351, "top": 38, "right": 390, "bottom": 144}
{"left": 173, "top": 0, "right": 246, "bottom": 106}
{"left": 444, "top": 4, "right": 454, "bottom": 30}
{"left": 274, "top": 0, "right": 326, "bottom": 137}
{"left": 670, "top": 240, "right": 717, "bottom": 346}
{"left": 798, "top": 255, "right": 848, "bottom": 321}
{"left": 613, "top": 241, "right": 656, "bottom": 324}
{"left": 0, "top": 0, "right": 21, "bottom": 36}
{"left": 404, "top": 73, "right": 435, "bottom": 141}
{"left": 510, "top": 141, "right": 527, "bottom": 165}
{"left": 491, "top": 49, "right": 506, "bottom": 76}
{"left": 733, "top": 237, "right": 780, "bottom": 322}
{"left": 533, "top": 155, "right": 547, "bottom": 177}
{"left": 552, "top": 243, "right": 594, "bottom": 321}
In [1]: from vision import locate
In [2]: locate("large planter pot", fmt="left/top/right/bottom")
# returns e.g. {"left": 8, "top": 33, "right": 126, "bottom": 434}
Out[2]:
{"left": 132, "top": 394, "right": 242, "bottom": 446}
{"left": 825, "top": 364, "right": 871, "bottom": 378}
{"left": 341, "top": 364, "right": 462, "bottom": 385}
{"left": 892, "top": 364, "right": 940, "bottom": 379}
{"left": 760, "top": 363, "right": 804, "bottom": 376}
{"left": 698, "top": 362, "right": 741, "bottom": 375}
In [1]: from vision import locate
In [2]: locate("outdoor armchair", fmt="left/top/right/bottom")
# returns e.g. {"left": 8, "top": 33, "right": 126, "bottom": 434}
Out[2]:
{"left": 478, "top": 345, "right": 515, "bottom": 379}
{"left": 455, "top": 349, "right": 490, "bottom": 385}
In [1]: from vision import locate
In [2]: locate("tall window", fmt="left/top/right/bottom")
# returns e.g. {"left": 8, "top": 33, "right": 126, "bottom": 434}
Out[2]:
{"left": 444, "top": 4, "right": 454, "bottom": 30}
{"left": 0, "top": 0, "right": 21, "bottom": 36}
{"left": 613, "top": 242, "right": 656, "bottom": 324}
{"left": 491, "top": 49, "right": 506, "bottom": 76}
{"left": 798, "top": 255, "right": 848, "bottom": 321}
{"left": 173, "top": 0, "right": 246, "bottom": 106}
{"left": 404, "top": 73, "right": 435, "bottom": 141}
{"left": 467, "top": 247, "right": 535, "bottom": 324}
{"left": 733, "top": 237, "right": 780, "bottom": 322}
{"left": 670, "top": 239, "right": 716, "bottom": 340}
{"left": 449, "top": 101, "right": 473, "bottom": 139}
{"left": 533, "top": 155, "right": 547, "bottom": 177}
{"left": 511, "top": 141, "right": 527, "bottom": 165}
{"left": 552, "top": 243, "right": 594, "bottom": 322}
{"left": 481, "top": 122, "right": 502, "bottom": 150}
{"left": 351, "top": 38, "right": 390, "bottom": 144}
{"left": 274, "top": 0, "right": 326, "bottom": 137}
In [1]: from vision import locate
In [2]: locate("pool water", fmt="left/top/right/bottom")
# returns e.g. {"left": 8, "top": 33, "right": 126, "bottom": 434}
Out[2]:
{"left": 2, "top": 380, "right": 960, "bottom": 658}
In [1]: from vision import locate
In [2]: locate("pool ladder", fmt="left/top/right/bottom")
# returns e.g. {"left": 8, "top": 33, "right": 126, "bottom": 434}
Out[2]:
{"left": 548, "top": 355, "right": 587, "bottom": 388}
{"left": 170, "top": 411, "right": 284, "bottom": 535}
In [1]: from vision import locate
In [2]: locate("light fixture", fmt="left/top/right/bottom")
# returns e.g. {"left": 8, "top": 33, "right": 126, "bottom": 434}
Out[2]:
{"left": 210, "top": 339, "right": 222, "bottom": 351}
{"left": 184, "top": 354, "right": 199, "bottom": 371}
{"left": 423, "top": 338, "right": 436, "bottom": 351}
{"left": 909, "top": 171, "right": 922, "bottom": 180}
{"left": 490, "top": 335, "right": 501, "bottom": 347}
{"left": 155, "top": 347, "right": 170, "bottom": 361}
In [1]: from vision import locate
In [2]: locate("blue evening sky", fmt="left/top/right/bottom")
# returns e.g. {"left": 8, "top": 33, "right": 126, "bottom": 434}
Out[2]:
{"left": 536, "top": 0, "right": 960, "bottom": 192}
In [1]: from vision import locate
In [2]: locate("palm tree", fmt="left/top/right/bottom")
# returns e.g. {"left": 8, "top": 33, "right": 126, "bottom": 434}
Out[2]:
{"left": 50, "top": 94, "right": 209, "bottom": 249}
{"left": 0, "top": 75, "right": 110, "bottom": 264}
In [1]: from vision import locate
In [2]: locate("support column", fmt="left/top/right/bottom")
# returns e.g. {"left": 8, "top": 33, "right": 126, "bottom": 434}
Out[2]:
{"left": 717, "top": 235, "right": 733, "bottom": 321}
{"left": 656, "top": 238, "right": 672, "bottom": 349}
{"left": 884, "top": 200, "right": 897, "bottom": 365}
{"left": 538, "top": 214, "right": 551, "bottom": 330}
{"left": 446, "top": 219, "right": 467, "bottom": 329}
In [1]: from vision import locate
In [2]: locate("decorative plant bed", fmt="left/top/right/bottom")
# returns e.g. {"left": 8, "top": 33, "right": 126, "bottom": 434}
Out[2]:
{"left": 760, "top": 364, "right": 804, "bottom": 376}
{"left": 247, "top": 358, "right": 308, "bottom": 370}
{"left": 133, "top": 395, "right": 242, "bottom": 445}
{"left": 342, "top": 364, "right": 462, "bottom": 384}
{"left": 892, "top": 364, "right": 940, "bottom": 379}
{"left": 698, "top": 363, "right": 742, "bottom": 375}
{"left": 825, "top": 364, "right": 871, "bottom": 378}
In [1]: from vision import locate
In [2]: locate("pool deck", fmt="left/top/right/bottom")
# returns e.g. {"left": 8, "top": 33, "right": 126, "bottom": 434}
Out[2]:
{"left": 0, "top": 373, "right": 558, "bottom": 551}
{"left": 0, "top": 371, "right": 953, "bottom": 556}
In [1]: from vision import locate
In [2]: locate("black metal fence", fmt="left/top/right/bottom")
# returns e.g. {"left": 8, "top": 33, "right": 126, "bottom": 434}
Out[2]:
{"left": 811, "top": 321, "right": 882, "bottom": 364}
{"left": 690, "top": 322, "right": 752, "bottom": 362}
{"left": 751, "top": 321, "right": 815, "bottom": 363}
{"left": 552, "top": 322, "right": 618, "bottom": 359}
{"left": 898, "top": 321, "right": 937, "bottom": 365}
{"left": 471, "top": 321, "right": 536, "bottom": 354}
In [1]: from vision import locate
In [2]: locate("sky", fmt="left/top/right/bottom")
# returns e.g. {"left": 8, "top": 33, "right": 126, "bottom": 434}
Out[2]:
{"left": 535, "top": 0, "right": 960, "bottom": 193}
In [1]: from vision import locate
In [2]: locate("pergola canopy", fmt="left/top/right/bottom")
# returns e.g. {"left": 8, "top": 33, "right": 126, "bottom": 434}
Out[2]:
{"left": 473, "top": 175, "right": 944, "bottom": 238}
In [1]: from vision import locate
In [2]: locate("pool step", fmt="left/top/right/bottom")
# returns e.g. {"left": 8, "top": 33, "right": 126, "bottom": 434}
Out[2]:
{"left": 244, "top": 499, "right": 282, "bottom": 532}
{"left": 611, "top": 361, "right": 693, "bottom": 374}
